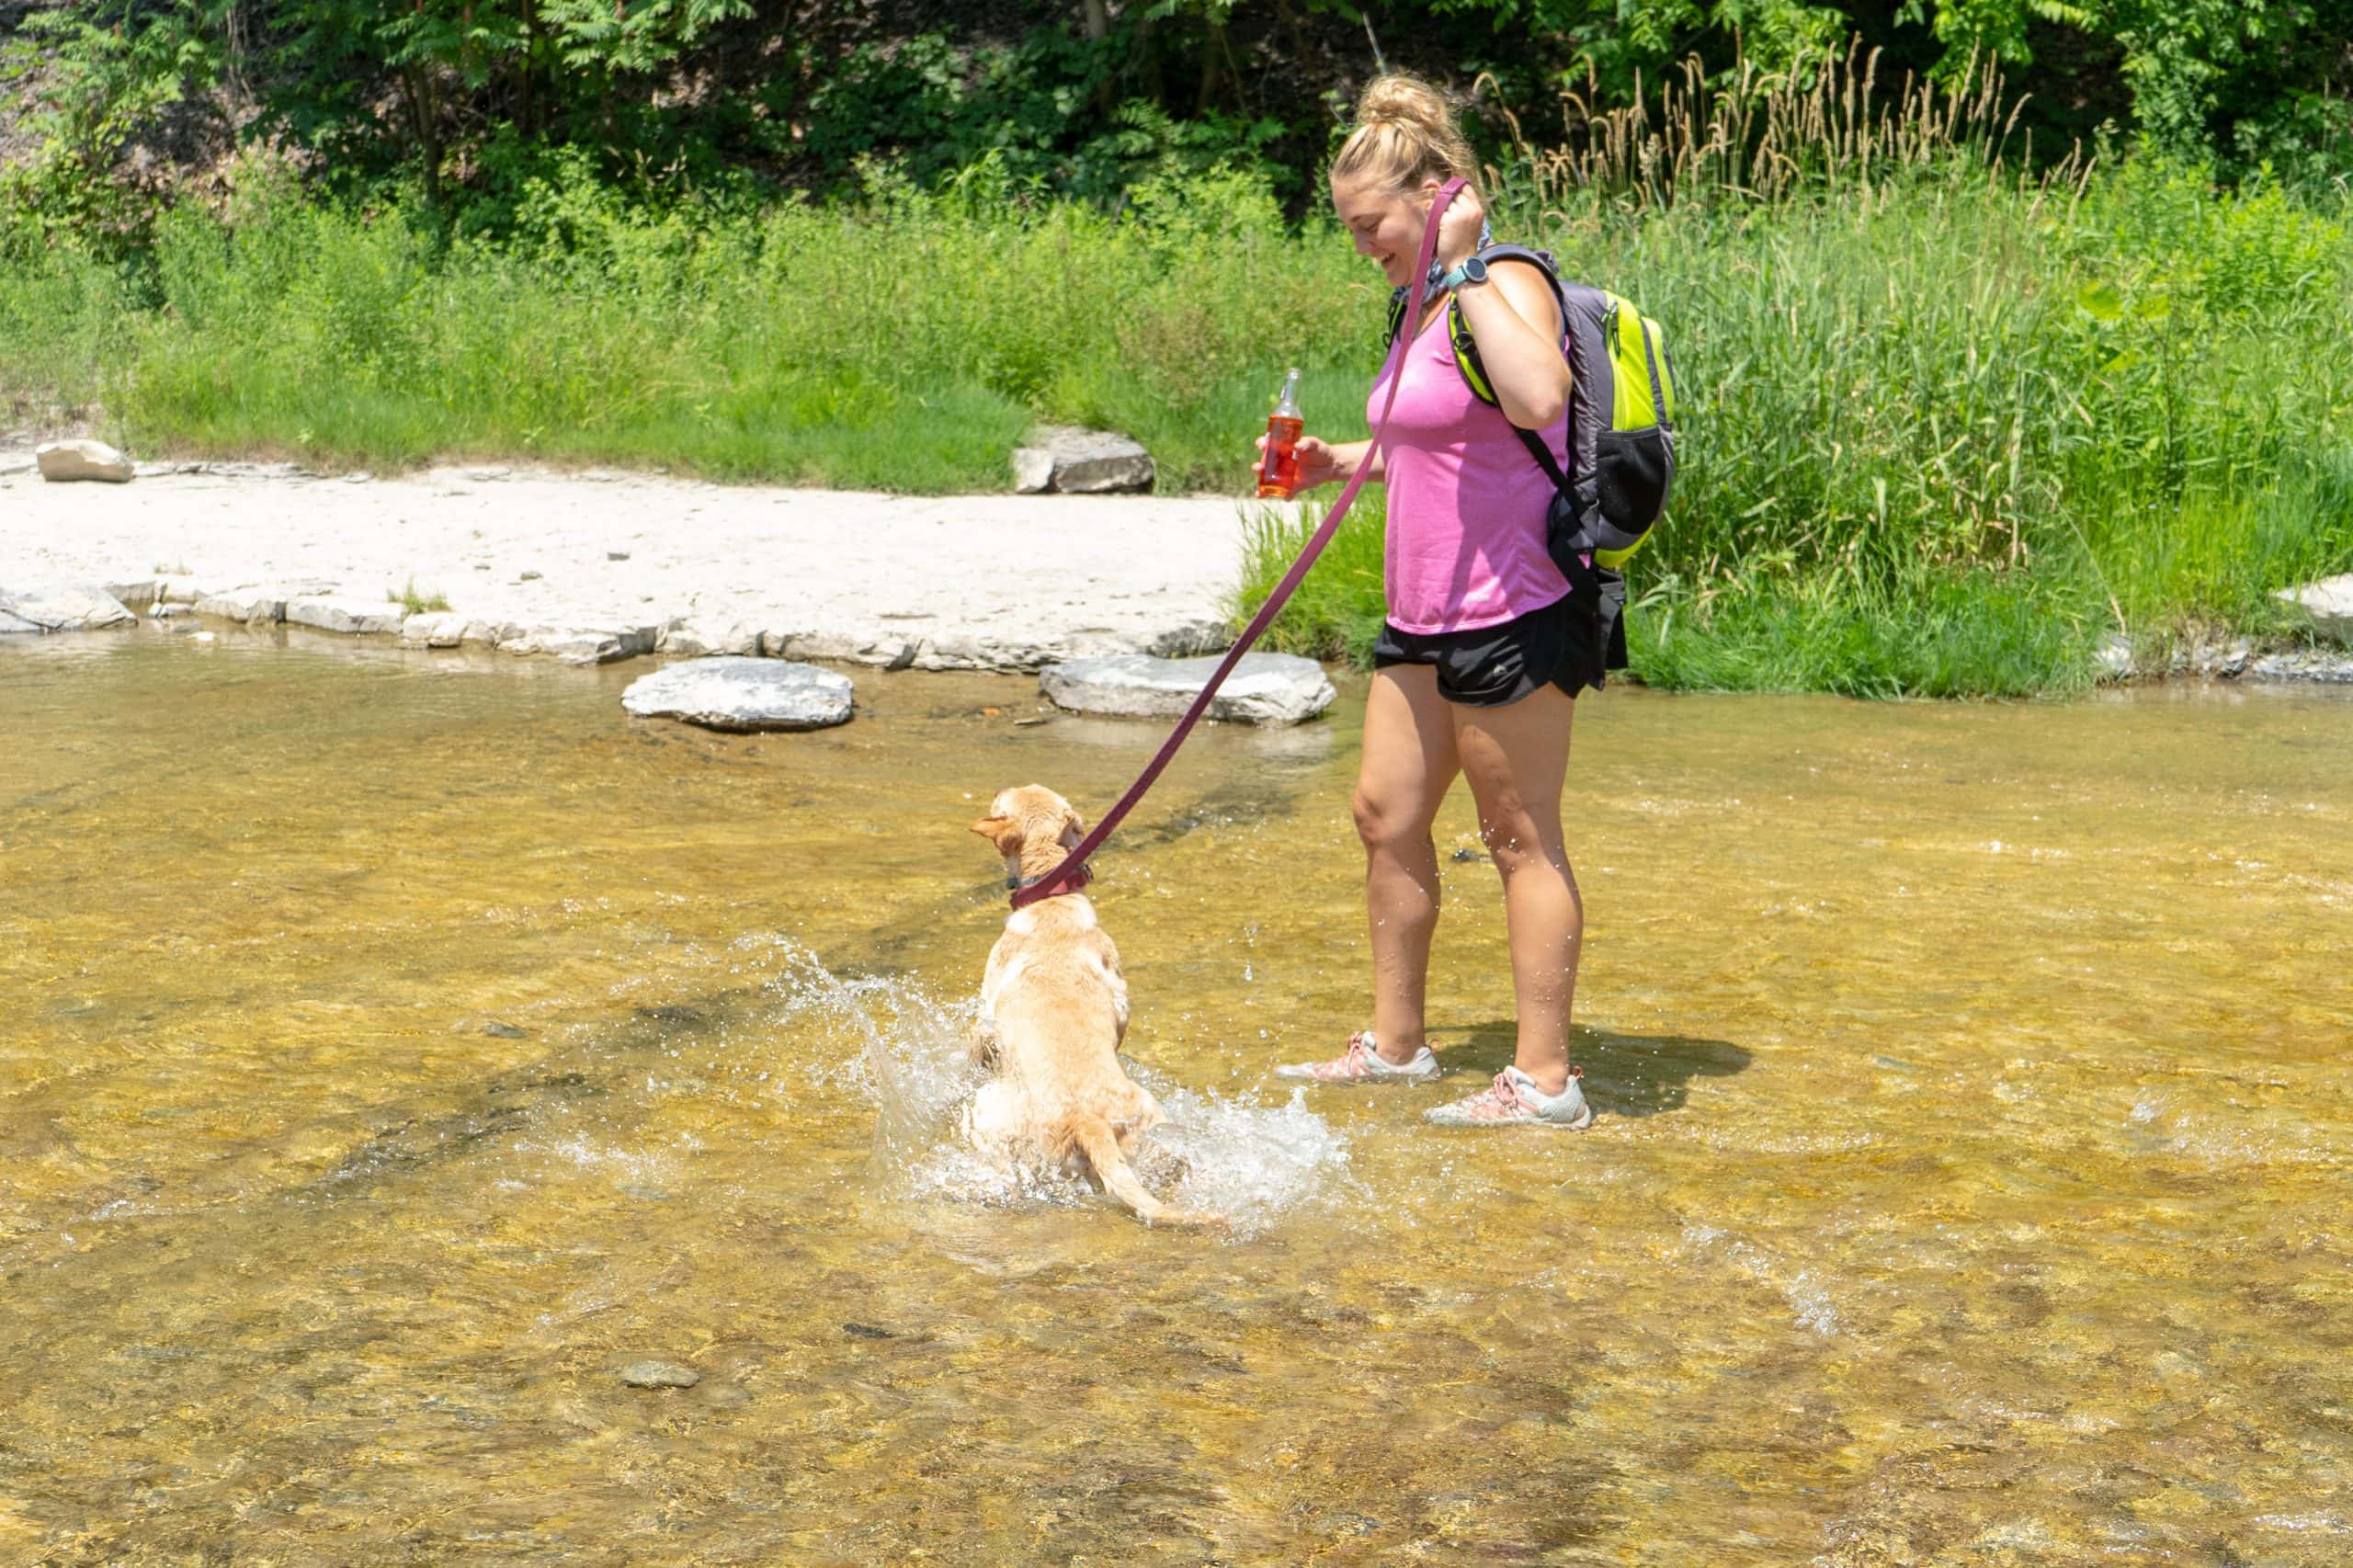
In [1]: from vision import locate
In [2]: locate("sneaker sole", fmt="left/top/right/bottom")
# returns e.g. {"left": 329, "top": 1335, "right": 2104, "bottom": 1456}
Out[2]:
{"left": 1273, "top": 1066, "right": 1441, "bottom": 1085}
{"left": 1425, "top": 1107, "right": 1597, "bottom": 1130}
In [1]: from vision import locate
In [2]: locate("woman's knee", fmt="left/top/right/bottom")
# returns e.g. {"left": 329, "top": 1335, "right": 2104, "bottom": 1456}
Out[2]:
{"left": 1353, "top": 784, "right": 1433, "bottom": 856}
{"left": 1477, "top": 810, "right": 1563, "bottom": 878}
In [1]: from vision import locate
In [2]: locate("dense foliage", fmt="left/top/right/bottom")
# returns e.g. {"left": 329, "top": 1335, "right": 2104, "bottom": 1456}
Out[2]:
{"left": 4, "top": 0, "right": 2349, "bottom": 243}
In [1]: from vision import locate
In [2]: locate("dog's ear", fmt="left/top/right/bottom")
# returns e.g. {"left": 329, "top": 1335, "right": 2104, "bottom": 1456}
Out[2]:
{"left": 1060, "top": 806, "right": 1087, "bottom": 844}
{"left": 970, "top": 815, "right": 1027, "bottom": 856}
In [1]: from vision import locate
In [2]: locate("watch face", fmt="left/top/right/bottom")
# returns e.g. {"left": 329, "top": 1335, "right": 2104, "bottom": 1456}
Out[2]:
{"left": 1463, "top": 257, "right": 1487, "bottom": 283}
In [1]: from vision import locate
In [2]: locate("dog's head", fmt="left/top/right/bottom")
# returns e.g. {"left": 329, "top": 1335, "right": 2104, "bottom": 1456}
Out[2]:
{"left": 970, "top": 785, "right": 1086, "bottom": 870}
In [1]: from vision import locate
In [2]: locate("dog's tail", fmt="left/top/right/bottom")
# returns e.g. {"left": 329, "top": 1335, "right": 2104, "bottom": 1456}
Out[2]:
{"left": 1058, "top": 1112, "right": 1227, "bottom": 1233}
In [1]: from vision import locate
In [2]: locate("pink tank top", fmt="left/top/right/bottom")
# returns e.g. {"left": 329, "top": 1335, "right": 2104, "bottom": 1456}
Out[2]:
{"left": 1367, "top": 303, "right": 1572, "bottom": 635}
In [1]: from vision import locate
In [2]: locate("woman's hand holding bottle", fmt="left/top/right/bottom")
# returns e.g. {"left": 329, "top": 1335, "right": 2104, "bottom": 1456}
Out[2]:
{"left": 1255, "top": 431, "right": 1347, "bottom": 494}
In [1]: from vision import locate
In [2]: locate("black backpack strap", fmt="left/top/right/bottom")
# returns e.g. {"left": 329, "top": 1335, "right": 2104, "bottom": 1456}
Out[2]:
{"left": 1513, "top": 424, "right": 1573, "bottom": 498}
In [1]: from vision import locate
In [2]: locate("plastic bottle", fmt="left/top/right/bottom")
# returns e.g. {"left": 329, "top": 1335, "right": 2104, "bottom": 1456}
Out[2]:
{"left": 1256, "top": 367, "right": 1304, "bottom": 499}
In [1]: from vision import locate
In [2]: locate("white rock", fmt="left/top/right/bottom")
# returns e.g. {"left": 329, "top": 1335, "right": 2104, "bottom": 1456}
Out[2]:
{"left": 35, "top": 439, "right": 134, "bottom": 483}
{"left": 2248, "top": 650, "right": 2353, "bottom": 683}
{"left": 1009, "top": 426, "right": 1155, "bottom": 494}
{"left": 498, "top": 624, "right": 658, "bottom": 665}
{"left": 2094, "top": 631, "right": 2134, "bottom": 681}
{"left": 1040, "top": 652, "right": 1335, "bottom": 725}
{"left": 0, "top": 582, "right": 137, "bottom": 633}
{"left": 2276, "top": 574, "right": 2353, "bottom": 644}
{"left": 285, "top": 595, "right": 405, "bottom": 636}
{"left": 1010, "top": 447, "right": 1058, "bottom": 494}
{"left": 401, "top": 611, "right": 472, "bottom": 648}
{"left": 195, "top": 588, "right": 289, "bottom": 625}
{"left": 658, "top": 618, "right": 759, "bottom": 658}
{"left": 620, "top": 657, "right": 854, "bottom": 732}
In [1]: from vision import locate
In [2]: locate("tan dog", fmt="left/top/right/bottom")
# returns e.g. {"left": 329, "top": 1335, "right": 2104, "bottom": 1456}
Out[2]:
{"left": 967, "top": 785, "right": 1219, "bottom": 1230}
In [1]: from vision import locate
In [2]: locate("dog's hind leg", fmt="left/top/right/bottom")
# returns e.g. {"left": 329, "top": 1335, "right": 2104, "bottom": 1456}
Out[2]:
{"left": 1058, "top": 1112, "right": 1226, "bottom": 1233}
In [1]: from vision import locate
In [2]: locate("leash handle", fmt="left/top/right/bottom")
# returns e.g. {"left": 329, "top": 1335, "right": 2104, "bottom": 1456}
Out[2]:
{"left": 1011, "top": 178, "right": 1469, "bottom": 909}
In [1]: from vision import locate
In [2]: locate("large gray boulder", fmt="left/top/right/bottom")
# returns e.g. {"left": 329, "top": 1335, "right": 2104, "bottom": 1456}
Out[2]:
{"left": 1040, "top": 651, "right": 1335, "bottom": 726}
{"left": 2277, "top": 574, "right": 2353, "bottom": 644}
{"left": 1011, "top": 426, "right": 1155, "bottom": 494}
{"left": 0, "top": 582, "right": 137, "bottom": 633}
{"left": 35, "top": 439, "right": 134, "bottom": 483}
{"left": 621, "top": 656, "right": 854, "bottom": 732}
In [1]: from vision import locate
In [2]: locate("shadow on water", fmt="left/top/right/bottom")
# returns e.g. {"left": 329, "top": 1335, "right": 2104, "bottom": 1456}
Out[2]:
{"left": 1456, "top": 1019, "right": 1752, "bottom": 1117}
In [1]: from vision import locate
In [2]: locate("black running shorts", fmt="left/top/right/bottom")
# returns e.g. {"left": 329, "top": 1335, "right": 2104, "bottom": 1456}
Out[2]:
{"left": 1372, "top": 591, "right": 1612, "bottom": 707}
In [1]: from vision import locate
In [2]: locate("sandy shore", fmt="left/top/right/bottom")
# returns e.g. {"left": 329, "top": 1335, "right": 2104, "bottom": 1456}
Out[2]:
{"left": 0, "top": 448, "right": 1268, "bottom": 668}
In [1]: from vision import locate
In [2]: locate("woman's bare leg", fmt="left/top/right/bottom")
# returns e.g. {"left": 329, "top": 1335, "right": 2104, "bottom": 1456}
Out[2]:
{"left": 1451, "top": 685, "right": 1581, "bottom": 1095}
{"left": 1353, "top": 665, "right": 1461, "bottom": 1061}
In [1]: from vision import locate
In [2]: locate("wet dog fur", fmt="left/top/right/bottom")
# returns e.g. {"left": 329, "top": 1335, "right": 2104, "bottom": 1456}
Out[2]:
{"left": 966, "top": 785, "right": 1221, "bottom": 1230}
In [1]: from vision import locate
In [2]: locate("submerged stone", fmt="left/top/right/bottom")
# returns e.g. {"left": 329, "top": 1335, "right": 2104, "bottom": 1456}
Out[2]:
{"left": 1040, "top": 652, "right": 1335, "bottom": 726}
{"left": 620, "top": 655, "right": 853, "bottom": 732}
{"left": 618, "top": 1360, "right": 700, "bottom": 1389}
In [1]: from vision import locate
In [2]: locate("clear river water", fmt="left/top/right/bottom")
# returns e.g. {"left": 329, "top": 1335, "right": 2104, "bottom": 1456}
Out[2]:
{"left": 4, "top": 633, "right": 2348, "bottom": 1564}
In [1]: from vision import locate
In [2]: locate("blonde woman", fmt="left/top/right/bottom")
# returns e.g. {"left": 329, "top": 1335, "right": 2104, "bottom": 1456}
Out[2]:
{"left": 1269, "top": 74, "right": 1608, "bottom": 1129}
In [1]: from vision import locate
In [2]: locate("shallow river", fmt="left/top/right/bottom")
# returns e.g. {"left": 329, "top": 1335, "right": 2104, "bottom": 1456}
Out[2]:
{"left": 4, "top": 634, "right": 2349, "bottom": 1564}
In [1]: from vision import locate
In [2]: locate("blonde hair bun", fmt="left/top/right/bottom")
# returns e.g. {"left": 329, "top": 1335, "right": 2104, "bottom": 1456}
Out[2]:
{"left": 1335, "top": 72, "right": 1478, "bottom": 196}
{"left": 1355, "top": 74, "right": 1455, "bottom": 135}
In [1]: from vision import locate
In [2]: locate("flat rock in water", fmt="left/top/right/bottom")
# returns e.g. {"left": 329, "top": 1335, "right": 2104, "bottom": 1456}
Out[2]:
{"left": 2277, "top": 574, "right": 2353, "bottom": 644}
{"left": 1010, "top": 426, "right": 1155, "bottom": 494}
{"left": 0, "top": 582, "right": 137, "bottom": 634}
{"left": 1040, "top": 652, "right": 1335, "bottom": 726}
{"left": 35, "top": 439, "right": 134, "bottom": 483}
{"left": 618, "top": 1360, "right": 700, "bottom": 1389}
{"left": 621, "top": 656, "right": 854, "bottom": 732}
{"left": 285, "top": 594, "right": 405, "bottom": 636}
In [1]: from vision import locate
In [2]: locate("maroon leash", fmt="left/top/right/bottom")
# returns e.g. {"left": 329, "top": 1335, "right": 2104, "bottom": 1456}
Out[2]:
{"left": 1011, "top": 177, "right": 1469, "bottom": 909}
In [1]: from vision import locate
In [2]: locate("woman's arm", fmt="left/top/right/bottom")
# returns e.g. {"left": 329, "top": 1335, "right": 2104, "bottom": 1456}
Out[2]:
{"left": 1323, "top": 438, "right": 1382, "bottom": 483}
{"left": 1452, "top": 260, "right": 1572, "bottom": 432}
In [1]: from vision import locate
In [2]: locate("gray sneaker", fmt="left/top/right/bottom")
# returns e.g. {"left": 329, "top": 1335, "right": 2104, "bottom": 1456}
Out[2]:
{"left": 1274, "top": 1031, "right": 1441, "bottom": 1084}
{"left": 1424, "top": 1065, "right": 1594, "bottom": 1129}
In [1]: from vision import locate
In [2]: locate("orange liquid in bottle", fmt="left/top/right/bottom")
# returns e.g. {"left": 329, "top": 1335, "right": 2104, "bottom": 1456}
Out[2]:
{"left": 1256, "top": 367, "right": 1305, "bottom": 499}
{"left": 1257, "top": 413, "right": 1303, "bottom": 498}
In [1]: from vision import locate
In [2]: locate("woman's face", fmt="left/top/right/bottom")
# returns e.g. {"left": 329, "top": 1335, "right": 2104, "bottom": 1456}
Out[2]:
{"left": 1331, "top": 172, "right": 1434, "bottom": 290}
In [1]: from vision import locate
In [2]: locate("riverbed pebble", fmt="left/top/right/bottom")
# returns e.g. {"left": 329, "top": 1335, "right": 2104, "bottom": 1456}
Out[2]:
{"left": 620, "top": 655, "right": 855, "bottom": 731}
{"left": 618, "top": 1361, "right": 700, "bottom": 1389}
{"left": 1040, "top": 652, "right": 1336, "bottom": 726}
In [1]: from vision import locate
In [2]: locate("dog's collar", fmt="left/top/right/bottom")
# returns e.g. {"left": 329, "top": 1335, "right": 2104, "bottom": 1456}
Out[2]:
{"left": 1006, "top": 862, "right": 1093, "bottom": 894}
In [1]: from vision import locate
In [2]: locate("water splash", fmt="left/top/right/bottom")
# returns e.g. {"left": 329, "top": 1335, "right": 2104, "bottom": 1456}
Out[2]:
{"left": 734, "top": 937, "right": 1351, "bottom": 1234}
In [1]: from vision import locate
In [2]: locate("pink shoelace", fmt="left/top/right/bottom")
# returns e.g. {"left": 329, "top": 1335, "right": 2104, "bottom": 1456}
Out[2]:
{"left": 1311, "top": 1032, "right": 1382, "bottom": 1080}
{"left": 1461, "top": 1071, "right": 1530, "bottom": 1120}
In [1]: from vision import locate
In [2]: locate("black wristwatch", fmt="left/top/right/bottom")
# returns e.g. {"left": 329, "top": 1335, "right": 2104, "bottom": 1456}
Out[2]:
{"left": 1426, "top": 255, "right": 1489, "bottom": 292}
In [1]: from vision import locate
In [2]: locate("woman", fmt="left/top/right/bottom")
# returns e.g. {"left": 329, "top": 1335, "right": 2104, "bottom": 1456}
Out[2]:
{"left": 1268, "top": 74, "right": 1606, "bottom": 1130}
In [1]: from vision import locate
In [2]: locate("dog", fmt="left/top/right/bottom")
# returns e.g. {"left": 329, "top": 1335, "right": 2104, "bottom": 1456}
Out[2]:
{"left": 966, "top": 785, "right": 1220, "bottom": 1230}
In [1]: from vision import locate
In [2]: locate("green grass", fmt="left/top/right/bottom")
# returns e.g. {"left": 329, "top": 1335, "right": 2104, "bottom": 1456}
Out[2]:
{"left": 390, "top": 578, "right": 451, "bottom": 615}
{"left": 4, "top": 143, "right": 2348, "bottom": 697}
